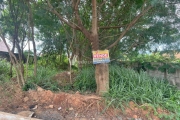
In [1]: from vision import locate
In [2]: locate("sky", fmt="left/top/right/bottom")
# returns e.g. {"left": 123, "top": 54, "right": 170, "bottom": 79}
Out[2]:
{"left": 0, "top": 39, "right": 42, "bottom": 54}
{"left": 23, "top": 40, "right": 42, "bottom": 54}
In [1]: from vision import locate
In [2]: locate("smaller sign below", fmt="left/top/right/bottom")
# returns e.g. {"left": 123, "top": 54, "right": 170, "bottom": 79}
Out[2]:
{"left": 92, "top": 50, "right": 110, "bottom": 64}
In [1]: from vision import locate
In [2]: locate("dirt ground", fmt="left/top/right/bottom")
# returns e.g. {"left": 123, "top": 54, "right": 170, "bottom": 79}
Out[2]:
{"left": 0, "top": 72, "right": 169, "bottom": 120}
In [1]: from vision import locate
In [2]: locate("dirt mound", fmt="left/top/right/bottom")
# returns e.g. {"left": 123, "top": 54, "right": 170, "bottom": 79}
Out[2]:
{"left": 52, "top": 71, "right": 76, "bottom": 86}
{"left": 23, "top": 88, "right": 169, "bottom": 119}
{"left": 28, "top": 89, "right": 101, "bottom": 108}
{"left": 0, "top": 81, "right": 24, "bottom": 113}
{"left": 0, "top": 84, "right": 169, "bottom": 120}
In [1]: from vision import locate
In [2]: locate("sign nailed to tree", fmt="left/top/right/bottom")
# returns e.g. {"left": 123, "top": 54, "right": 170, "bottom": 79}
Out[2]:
{"left": 92, "top": 50, "right": 110, "bottom": 64}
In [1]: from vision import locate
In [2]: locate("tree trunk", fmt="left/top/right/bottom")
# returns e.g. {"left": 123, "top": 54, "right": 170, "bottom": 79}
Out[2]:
{"left": 48, "top": 0, "right": 110, "bottom": 95}
{"left": 91, "top": 37, "right": 109, "bottom": 95}
{"left": 92, "top": 39, "right": 109, "bottom": 95}
{"left": 95, "top": 63, "right": 109, "bottom": 95}
{"left": 9, "top": 39, "right": 15, "bottom": 77}
{"left": 77, "top": 49, "right": 82, "bottom": 70}
{"left": 27, "top": 0, "right": 37, "bottom": 76}
{"left": 0, "top": 34, "right": 25, "bottom": 86}
{"left": 32, "top": 29, "right": 37, "bottom": 76}
{"left": 91, "top": 0, "right": 109, "bottom": 95}
{"left": 15, "top": 41, "right": 25, "bottom": 77}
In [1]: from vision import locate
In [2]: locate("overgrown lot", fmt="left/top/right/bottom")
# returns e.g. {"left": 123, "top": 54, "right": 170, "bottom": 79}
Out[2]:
{"left": 75, "top": 65, "right": 180, "bottom": 119}
{"left": 0, "top": 59, "right": 180, "bottom": 119}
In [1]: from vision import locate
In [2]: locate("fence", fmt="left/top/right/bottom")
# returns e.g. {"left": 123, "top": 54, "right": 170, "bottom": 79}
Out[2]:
{"left": 147, "top": 69, "right": 180, "bottom": 89}
{"left": 117, "top": 61, "right": 180, "bottom": 89}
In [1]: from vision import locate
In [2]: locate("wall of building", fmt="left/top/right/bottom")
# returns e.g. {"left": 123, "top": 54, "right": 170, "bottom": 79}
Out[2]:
{"left": 0, "top": 51, "right": 19, "bottom": 61}
{"left": 147, "top": 69, "right": 180, "bottom": 89}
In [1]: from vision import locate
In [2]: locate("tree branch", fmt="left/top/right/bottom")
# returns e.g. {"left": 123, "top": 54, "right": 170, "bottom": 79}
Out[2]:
{"left": 91, "top": 0, "right": 98, "bottom": 34}
{"left": 99, "top": 25, "right": 126, "bottom": 29}
{"left": 74, "top": 0, "right": 83, "bottom": 28}
{"left": 106, "top": 6, "right": 152, "bottom": 49}
{"left": 73, "top": 0, "right": 92, "bottom": 41}
{"left": 75, "top": 0, "right": 80, "bottom": 9}
{"left": 46, "top": 0, "right": 81, "bottom": 30}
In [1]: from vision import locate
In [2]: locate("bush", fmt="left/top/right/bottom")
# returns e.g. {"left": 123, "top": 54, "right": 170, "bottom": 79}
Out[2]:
{"left": 37, "top": 54, "right": 69, "bottom": 70}
{"left": 73, "top": 66, "right": 96, "bottom": 92}
{"left": 0, "top": 59, "right": 10, "bottom": 82}
{"left": 23, "top": 66, "right": 59, "bottom": 91}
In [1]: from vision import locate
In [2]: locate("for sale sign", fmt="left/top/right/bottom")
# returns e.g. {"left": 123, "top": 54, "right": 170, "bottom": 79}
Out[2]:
{"left": 92, "top": 50, "right": 110, "bottom": 64}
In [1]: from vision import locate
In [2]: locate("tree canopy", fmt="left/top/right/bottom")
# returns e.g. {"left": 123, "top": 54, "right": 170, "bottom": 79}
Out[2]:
{"left": 30, "top": 0, "right": 180, "bottom": 59}
{"left": 1, "top": 0, "right": 180, "bottom": 94}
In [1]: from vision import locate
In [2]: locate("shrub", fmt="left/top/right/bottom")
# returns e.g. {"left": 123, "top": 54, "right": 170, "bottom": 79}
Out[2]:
{"left": 23, "top": 66, "right": 59, "bottom": 91}
{"left": 73, "top": 66, "right": 96, "bottom": 92}
{"left": 0, "top": 59, "right": 10, "bottom": 82}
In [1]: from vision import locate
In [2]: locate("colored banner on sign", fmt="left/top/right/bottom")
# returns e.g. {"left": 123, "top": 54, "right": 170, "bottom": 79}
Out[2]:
{"left": 92, "top": 50, "right": 110, "bottom": 64}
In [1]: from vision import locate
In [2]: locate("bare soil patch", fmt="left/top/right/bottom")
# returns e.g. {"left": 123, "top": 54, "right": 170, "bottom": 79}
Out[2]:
{"left": 0, "top": 79, "right": 169, "bottom": 120}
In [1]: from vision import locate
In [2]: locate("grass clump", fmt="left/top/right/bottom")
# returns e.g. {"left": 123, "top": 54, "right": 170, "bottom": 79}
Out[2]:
{"left": 0, "top": 59, "right": 11, "bottom": 82}
{"left": 74, "top": 65, "right": 180, "bottom": 119}
{"left": 104, "top": 65, "right": 180, "bottom": 119}
{"left": 67, "top": 65, "right": 180, "bottom": 120}
{"left": 73, "top": 66, "right": 96, "bottom": 92}
{"left": 23, "top": 66, "right": 59, "bottom": 91}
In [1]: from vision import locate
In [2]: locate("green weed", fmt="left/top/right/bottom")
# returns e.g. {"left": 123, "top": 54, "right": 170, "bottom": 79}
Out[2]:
{"left": 23, "top": 66, "right": 59, "bottom": 91}
{"left": 0, "top": 59, "right": 11, "bottom": 82}
{"left": 73, "top": 66, "right": 96, "bottom": 92}
{"left": 63, "top": 64, "right": 180, "bottom": 119}
{"left": 104, "top": 65, "right": 180, "bottom": 119}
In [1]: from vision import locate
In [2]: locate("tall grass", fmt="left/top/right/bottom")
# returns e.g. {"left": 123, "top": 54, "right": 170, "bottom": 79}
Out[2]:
{"left": 74, "top": 65, "right": 180, "bottom": 119}
{"left": 107, "top": 65, "right": 177, "bottom": 105}
{"left": 0, "top": 59, "right": 11, "bottom": 82}
{"left": 73, "top": 66, "right": 96, "bottom": 92}
{"left": 23, "top": 66, "right": 59, "bottom": 91}
{"left": 106, "top": 65, "right": 180, "bottom": 119}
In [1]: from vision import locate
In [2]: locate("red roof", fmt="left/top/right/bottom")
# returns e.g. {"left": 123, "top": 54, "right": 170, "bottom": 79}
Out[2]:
{"left": 0, "top": 41, "right": 9, "bottom": 52}
{"left": 163, "top": 53, "right": 180, "bottom": 59}
{"left": 175, "top": 53, "right": 180, "bottom": 59}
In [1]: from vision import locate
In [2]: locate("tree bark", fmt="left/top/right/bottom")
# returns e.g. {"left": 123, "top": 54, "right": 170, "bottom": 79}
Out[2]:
{"left": 9, "top": 39, "right": 15, "bottom": 77}
{"left": 27, "top": 0, "right": 37, "bottom": 76}
{"left": 95, "top": 63, "right": 109, "bottom": 95}
{"left": 0, "top": 31, "right": 25, "bottom": 86}
{"left": 91, "top": 0, "right": 109, "bottom": 95}
{"left": 30, "top": 23, "right": 37, "bottom": 76}
{"left": 77, "top": 48, "right": 82, "bottom": 70}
